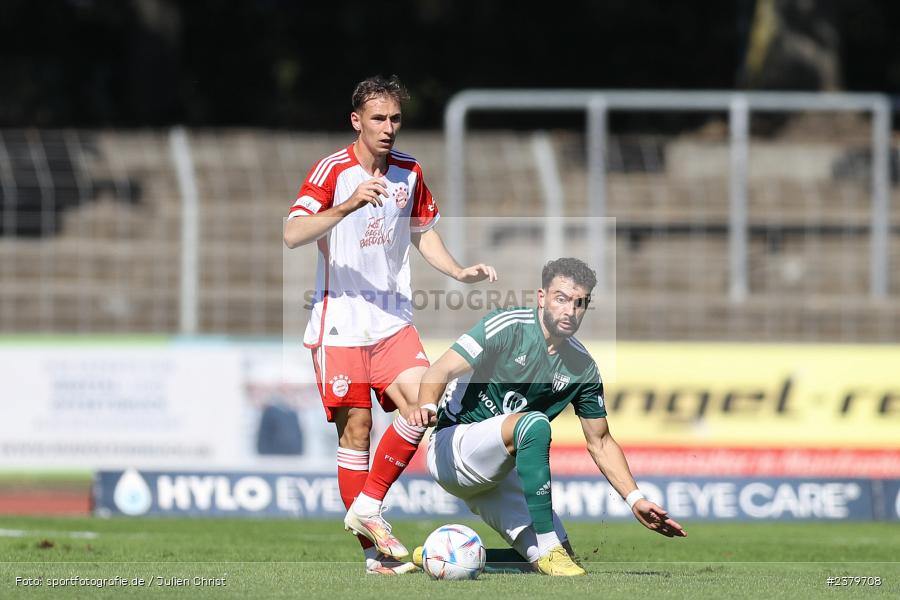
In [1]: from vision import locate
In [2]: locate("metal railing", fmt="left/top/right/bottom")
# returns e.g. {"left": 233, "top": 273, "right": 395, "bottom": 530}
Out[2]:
{"left": 445, "top": 90, "right": 893, "bottom": 300}
{"left": 0, "top": 119, "right": 896, "bottom": 340}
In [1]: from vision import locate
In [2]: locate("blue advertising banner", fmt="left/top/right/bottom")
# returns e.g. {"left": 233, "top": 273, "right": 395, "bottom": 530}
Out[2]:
{"left": 94, "top": 469, "right": 464, "bottom": 518}
{"left": 95, "top": 470, "right": 897, "bottom": 521}
{"left": 878, "top": 479, "right": 900, "bottom": 521}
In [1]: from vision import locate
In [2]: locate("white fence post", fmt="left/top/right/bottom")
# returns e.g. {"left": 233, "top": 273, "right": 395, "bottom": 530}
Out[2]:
{"left": 871, "top": 99, "right": 891, "bottom": 299}
{"left": 729, "top": 95, "right": 749, "bottom": 303}
{"left": 169, "top": 126, "right": 199, "bottom": 335}
{"left": 587, "top": 97, "right": 608, "bottom": 292}
{"left": 531, "top": 131, "right": 564, "bottom": 262}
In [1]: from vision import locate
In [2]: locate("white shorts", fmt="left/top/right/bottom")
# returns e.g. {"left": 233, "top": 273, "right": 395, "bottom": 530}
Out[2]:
{"left": 426, "top": 415, "right": 567, "bottom": 545}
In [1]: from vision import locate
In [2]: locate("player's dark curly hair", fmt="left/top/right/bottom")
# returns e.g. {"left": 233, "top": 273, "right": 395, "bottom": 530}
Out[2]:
{"left": 541, "top": 257, "right": 597, "bottom": 292}
{"left": 352, "top": 75, "right": 410, "bottom": 111}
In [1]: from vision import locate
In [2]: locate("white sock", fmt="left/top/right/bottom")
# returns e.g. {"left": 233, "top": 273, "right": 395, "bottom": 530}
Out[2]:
{"left": 512, "top": 527, "right": 560, "bottom": 562}
{"left": 352, "top": 492, "right": 382, "bottom": 516}
{"left": 536, "top": 531, "right": 561, "bottom": 556}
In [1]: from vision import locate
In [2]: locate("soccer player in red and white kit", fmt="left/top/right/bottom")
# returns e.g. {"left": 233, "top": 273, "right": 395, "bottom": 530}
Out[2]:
{"left": 284, "top": 75, "right": 497, "bottom": 574}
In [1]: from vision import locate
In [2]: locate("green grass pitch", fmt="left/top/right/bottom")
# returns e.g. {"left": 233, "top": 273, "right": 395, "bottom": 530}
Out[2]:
{"left": 1, "top": 517, "right": 898, "bottom": 598}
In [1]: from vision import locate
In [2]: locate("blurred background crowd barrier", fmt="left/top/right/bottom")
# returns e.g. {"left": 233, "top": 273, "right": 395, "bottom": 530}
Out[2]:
{"left": 1, "top": 91, "right": 897, "bottom": 340}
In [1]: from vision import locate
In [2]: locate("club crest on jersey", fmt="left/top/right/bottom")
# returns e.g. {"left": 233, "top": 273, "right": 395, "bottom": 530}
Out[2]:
{"left": 392, "top": 183, "right": 409, "bottom": 208}
{"left": 552, "top": 372, "right": 570, "bottom": 392}
{"left": 360, "top": 216, "right": 395, "bottom": 248}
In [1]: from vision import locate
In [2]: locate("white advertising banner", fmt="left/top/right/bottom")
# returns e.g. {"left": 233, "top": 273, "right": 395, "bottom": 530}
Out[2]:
{"left": 0, "top": 342, "right": 246, "bottom": 469}
{"left": 0, "top": 339, "right": 384, "bottom": 472}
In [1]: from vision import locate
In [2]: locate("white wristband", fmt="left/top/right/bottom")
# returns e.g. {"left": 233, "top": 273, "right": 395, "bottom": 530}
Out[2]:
{"left": 420, "top": 403, "right": 438, "bottom": 413}
{"left": 625, "top": 490, "right": 645, "bottom": 509}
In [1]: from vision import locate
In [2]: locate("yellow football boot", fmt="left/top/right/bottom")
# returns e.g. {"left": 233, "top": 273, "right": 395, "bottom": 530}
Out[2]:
{"left": 534, "top": 545, "right": 587, "bottom": 576}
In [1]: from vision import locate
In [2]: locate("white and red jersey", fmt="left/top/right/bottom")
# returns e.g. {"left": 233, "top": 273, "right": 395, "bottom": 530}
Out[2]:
{"left": 288, "top": 143, "right": 440, "bottom": 348}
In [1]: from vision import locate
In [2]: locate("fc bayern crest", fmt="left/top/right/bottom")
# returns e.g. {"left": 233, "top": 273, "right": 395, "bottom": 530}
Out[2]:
{"left": 329, "top": 374, "right": 351, "bottom": 398}
{"left": 393, "top": 183, "right": 409, "bottom": 208}
{"left": 552, "top": 372, "right": 570, "bottom": 392}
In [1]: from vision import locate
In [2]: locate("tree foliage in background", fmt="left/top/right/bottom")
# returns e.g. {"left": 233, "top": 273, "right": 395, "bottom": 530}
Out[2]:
{"left": 0, "top": 0, "right": 896, "bottom": 128}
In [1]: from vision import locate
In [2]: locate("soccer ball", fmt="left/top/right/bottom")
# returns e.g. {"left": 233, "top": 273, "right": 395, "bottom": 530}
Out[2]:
{"left": 421, "top": 524, "right": 486, "bottom": 580}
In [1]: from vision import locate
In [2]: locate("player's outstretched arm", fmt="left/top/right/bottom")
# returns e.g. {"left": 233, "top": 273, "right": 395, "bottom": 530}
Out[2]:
{"left": 411, "top": 228, "right": 497, "bottom": 283}
{"left": 407, "top": 349, "right": 473, "bottom": 428}
{"left": 579, "top": 416, "right": 687, "bottom": 538}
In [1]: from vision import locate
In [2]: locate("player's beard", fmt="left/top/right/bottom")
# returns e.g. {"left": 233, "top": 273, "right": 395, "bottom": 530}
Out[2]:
{"left": 542, "top": 309, "right": 579, "bottom": 339}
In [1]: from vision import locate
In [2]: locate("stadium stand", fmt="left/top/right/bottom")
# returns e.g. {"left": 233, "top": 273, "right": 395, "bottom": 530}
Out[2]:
{"left": 0, "top": 127, "right": 898, "bottom": 340}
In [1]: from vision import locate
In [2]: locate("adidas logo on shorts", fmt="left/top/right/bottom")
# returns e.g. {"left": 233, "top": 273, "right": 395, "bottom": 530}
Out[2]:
{"left": 514, "top": 354, "right": 527, "bottom": 366}
{"left": 415, "top": 351, "right": 427, "bottom": 360}
{"left": 536, "top": 481, "right": 552, "bottom": 496}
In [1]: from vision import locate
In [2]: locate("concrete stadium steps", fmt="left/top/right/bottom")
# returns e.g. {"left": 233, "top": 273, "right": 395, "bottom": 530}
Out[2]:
{"left": 618, "top": 235, "right": 876, "bottom": 295}
{"left": 2, "top": 129, "right": 899, "bottom": 340}
{"left": 198, "top": 207, "right": 286, "bottom": 246}
{"left": 197, "top": 295, "right": 283, "bottom": 335}
{"left": 59, "top": 199, "right": 178, "bottom": 240}
{"left": 417, "top": 231, "right": 877, "bottom": 299}
{"left": 0, "top": 283, "right": 179, "bottom": 332}
{"left": 604, "top": 179, "right": 876, "bottom": 225}
{"left": 616, "top": 237, "right": 729, "bottom": 294}
{"left": 200, "top": 241, "right": 284, "bottom": 281}
{"left": 1, "top": 237, "right": 178, "bottom": 284}
{"left": 94, "top": 131, "right": 178, "bottom": 172}
{"left": 748, "top": 238, "right": 872, "bottom": 294}
{"left": 64, "top": 129, "right": 897, "bottom": 232}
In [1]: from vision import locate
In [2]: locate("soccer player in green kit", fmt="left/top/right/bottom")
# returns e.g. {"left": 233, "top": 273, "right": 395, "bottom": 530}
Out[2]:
{"left": 408, "top": 258, "right": 687, "bottom": 576}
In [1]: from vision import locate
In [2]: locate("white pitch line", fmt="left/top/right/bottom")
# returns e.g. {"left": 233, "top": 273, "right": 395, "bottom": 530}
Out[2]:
{"left": 0, "top": 529, "right": 25, "bottom": 537}
{"left": 0, "top": 529, "right": 98, "bottom": 539}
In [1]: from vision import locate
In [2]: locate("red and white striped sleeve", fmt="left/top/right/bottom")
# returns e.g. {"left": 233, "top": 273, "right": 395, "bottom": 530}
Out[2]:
{"left": 410, "top": 164, "right": 439, "bottom": 232}
{"left": 287, "top": 148, "right": 350, "bottom": 220}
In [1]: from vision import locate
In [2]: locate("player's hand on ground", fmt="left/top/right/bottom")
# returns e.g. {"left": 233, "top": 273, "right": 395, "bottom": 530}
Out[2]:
{"left": 346, "top": 168, "right": 387, "bottom": 211}
{"left": 407, "top": 406, "right": 437, "bottom": 428}
{"left": 455, "top": 263, "right": 498, "bottom": 283}
{"left": 632, "top": 499, "right": 688, "bottom": 538}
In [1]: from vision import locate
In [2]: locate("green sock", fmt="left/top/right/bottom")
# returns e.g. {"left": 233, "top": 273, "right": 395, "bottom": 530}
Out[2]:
{"left": 513, "top": 412, "right": 554, "bottom": 534}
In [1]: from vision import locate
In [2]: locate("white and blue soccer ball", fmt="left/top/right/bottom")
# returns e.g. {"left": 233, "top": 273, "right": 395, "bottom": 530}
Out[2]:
{"left": 421, "top": 524, "right": 486, "bottom": 580}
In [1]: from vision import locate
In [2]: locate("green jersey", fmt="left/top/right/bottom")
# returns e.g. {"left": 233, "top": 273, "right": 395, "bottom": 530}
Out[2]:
{"left": 435, "top": 307, "right": 606, "bottom": 430}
